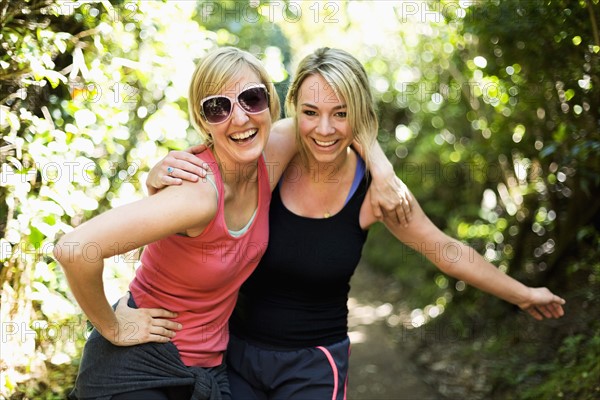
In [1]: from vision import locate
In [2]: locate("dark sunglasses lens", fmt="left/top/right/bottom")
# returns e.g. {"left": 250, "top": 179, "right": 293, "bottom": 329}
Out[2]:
{"left": 203, "top": 97, "right": 232, "bottom": 123}
{"left": 238, "top": 87, "right": 268, "bottom": 113}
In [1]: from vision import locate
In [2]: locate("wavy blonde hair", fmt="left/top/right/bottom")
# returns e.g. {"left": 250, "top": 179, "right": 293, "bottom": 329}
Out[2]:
{"left": 188, "top": 47, "right": 280, "bottom": 146}
{"left": 285, "top": 47, "right": 377, "bottom": 168}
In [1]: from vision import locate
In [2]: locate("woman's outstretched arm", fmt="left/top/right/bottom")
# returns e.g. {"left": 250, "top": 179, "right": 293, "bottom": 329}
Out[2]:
{"left": 360, "top": 189, "right": 566, "bottom": 320}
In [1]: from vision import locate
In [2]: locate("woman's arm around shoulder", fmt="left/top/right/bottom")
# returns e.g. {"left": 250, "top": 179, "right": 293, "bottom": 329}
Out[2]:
{"left": 264, "top": 118, "right": 298, "bottom": 190}
{"left": 146, "top": 118, "right": 299, "bottom": 193}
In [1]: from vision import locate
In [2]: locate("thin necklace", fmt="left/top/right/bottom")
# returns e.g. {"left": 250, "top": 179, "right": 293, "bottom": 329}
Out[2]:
{"left": 318, "top": 154, "right": 353, "bottom": 219}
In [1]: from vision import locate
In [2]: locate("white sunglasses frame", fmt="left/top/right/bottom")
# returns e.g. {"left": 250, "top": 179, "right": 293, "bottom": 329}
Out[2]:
{"left": 200, "top": 83, "right": 269, "bottom": 125}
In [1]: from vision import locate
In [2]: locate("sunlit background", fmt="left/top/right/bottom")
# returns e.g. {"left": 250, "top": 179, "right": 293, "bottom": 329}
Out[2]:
{"left": 1, "top": 1, "right": 599, "bottom": 398}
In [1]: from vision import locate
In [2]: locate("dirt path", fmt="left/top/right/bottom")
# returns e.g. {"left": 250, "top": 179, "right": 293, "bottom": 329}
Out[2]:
{"left": 346, "top": 262, "right": 443, "bottom": 400}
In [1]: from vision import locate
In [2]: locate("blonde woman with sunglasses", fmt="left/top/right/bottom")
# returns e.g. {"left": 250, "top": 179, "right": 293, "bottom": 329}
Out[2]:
{"left": 55, "top": 47, "right": 282, "bottom": 400}
{"left": 149, "top": 47, "right": 566, "bottom": 399}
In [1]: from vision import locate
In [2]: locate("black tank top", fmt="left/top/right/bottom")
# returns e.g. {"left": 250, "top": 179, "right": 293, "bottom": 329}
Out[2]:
{"left": 229, "top": 161, "right": 370, "bottom": 348}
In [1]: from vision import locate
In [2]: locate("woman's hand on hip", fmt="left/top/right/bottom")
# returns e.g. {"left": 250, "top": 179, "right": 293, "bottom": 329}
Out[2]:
{"left": 107, "top": 292, "right": 182, "bottom": 346}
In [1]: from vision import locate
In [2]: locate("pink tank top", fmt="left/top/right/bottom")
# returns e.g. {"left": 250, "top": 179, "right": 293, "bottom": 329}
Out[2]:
{"left": 129, "top": 149, "right": 271, "bottom": 367}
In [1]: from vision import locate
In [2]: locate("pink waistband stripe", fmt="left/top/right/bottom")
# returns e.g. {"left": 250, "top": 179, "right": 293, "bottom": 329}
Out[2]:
{"left": 316, "top": 345, "right": 346, "bottom": 400}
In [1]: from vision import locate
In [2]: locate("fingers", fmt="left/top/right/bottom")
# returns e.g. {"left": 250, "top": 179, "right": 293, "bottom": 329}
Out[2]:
{"left": 147, "top": 307, "right": 178, "bottom": 319}
{"left": 148, "top": 325, "right": 176, "bottom": 340}
{"left": 534, "top": 304, "right": 563, "bottom": 319}
{"left": 383, "top": 195, "right": 412, "bottom": 227}
{"left": 403, "top": 190, "right": 414, "bottom": 213}
{"left": 520, "top": 287, "right": 567, "bottom": 321}
{"left": 537, "top": 305, "right": 554, "bottom": 319}
{"left": 526, "top": 307, "right": 544, "bottom": 321}
{"left": 149, "top": 320, "right": 181, "bottom": 337}
{"left": 380, "top": 202, "right": 404, "bottom": 225}
{"left": 148, "top": 151, "right": 203, "bottom": 191}
{"left": 525, "top": 300, "right": 566, "bottom": 320}
{"left": 126, "top": 311, "right": 180, "bottom": 344}
{"left": 164, "top": 166, "right": 204, "bottom": 183}
{"left": 537, "top": 291, "right": 566, "bottom": 319}
{"left": 372, "top": 204, "right": 383, "bottom": 221}
{"left": 397, "top": 196, "right": 412, "bottom": 227}
{"left": 368, "top": 173, "right": 416, "bottom": 227}
{"left": 147, "top": 333, "right": 173, "bottom": 343}
{"left": 119, "top": 326, "right": 175, "bottom": 345}
{"left": 161, "top": 175, "right": 183, "bottom": 187}
{"left": 164, "top": 151, "right": 208, "bottom": 180}
{"left": 393, "top": 204, "right": 407, "bottom": 227}
{"left": 377, "top": 202, "right": 399, "bottom": 224}
{"left": 152, "top": 318, "right": 182, "bottom": 332}
{"left": 547, "top": 301, "right": 565, "bottom": 318}
{"left": 141, "top": 317, "right": 181, "bottom": 343}
{"left": 398, "top": 185, "right": 413, "bottom": 226}
{"left": 145, "top": 308, "right": 181, "bottom": 330}
{"left": 113, "top": 299, "right": 182, "bottom": 345}
{"left": 389, "top": 181, "right": 413, "bottom": 227}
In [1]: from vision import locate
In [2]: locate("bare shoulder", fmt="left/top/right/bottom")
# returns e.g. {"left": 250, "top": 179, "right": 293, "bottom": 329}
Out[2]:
{"left": 272, "top": 117, "right": 294, "bottom": 133}
{"left": 267, "top": 119, "right": 294, "bottom": 156}
{"left": 265, "top": 117, "right": 297, "bottom": 189}
{"left": 156, "top": 176, "right": 219, "bottom": 231}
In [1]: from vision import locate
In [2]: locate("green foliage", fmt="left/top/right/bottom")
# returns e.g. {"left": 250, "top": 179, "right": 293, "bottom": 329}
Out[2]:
{"left": 411, "top": 225, "right": 600, "bottom": 399}
{"left": 1, "top": 1, "right": 291, "bottom": 398}
{"left": 482, "top": 314, "right": 600, "bottom": 400}
{"left": 359, "top": 1, "right": 599, "bottom": 397}
{"left": 360, "top": 0, "right": 599, "bottom": 318}
{"left": 1, "top": 0, "right": 599, "bottom": 398}
{"left": 517, "top": 329, "right": 600, "bottom": 400}
{"left": 195, "top": 0, "right": 292, "bottom": 112}
{"left": 364, "top": 0, "right": 600, "bottom": 282}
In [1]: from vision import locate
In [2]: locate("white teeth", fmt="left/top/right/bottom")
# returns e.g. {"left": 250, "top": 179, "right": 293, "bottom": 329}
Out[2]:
{"left": 231, "top": 129, "right": 256, "bottom": 140}
{"left": 315, "top": 139, "right": 336, "bottom": 146}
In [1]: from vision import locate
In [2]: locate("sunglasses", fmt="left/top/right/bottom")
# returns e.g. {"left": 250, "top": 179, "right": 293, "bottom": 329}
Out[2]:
{"left": 200, "top": 84, "right": 269, "bottom": 124}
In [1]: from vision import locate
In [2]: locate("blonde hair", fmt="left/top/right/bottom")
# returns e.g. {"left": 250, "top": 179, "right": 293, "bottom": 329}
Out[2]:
{"left": 188, "top": 47, "right": 281, "bottom": 146}
{"left": 285, "top": 47, "right": 378, "bottom": 168}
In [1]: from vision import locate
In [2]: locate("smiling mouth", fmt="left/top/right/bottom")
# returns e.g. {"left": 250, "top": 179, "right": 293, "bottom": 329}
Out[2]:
{"left": 313, "top": 138, "right": 338, "bottom": 147}
{"left": 230, "top": 129, "right": 258, "bottom": 143}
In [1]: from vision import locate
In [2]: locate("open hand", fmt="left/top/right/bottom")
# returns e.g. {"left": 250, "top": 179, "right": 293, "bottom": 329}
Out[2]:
{"left": 104, "top": 293, "right": 182, "bottom": 346}
{"left": 520, "top": 287, "right": 566, "bottom": 320}
{"left": 146, "top": 144, "right": 210, "bottom": 194}
{"left": 370, "top": 173, "right": 413, "bottom": 226}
